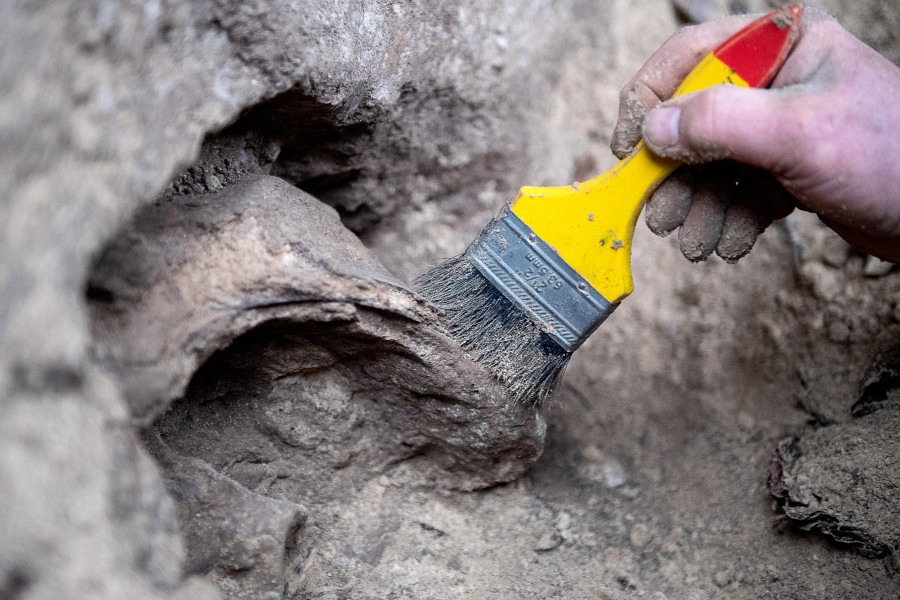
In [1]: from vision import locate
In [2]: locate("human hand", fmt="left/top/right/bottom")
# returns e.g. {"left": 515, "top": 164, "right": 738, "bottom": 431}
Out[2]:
{"left": 611, "top": 10, "right": 900, "bottom": 263}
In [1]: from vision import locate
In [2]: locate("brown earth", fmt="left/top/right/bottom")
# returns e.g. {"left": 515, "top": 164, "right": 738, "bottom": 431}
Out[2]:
{"left": 2, "top": 1, "right": 899, "bottom": 599}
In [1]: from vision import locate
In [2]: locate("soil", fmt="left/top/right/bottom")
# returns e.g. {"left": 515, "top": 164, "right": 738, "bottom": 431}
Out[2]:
{"left": 356, "top": 4, "right": 900, "bottom": 599}
{"left": 3, "top": 1, "right": 900, "bottom": 599}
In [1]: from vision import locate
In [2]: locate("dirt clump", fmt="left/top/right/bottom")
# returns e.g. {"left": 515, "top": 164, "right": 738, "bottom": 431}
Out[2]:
{"left": 770, "top": 410, "right": 900, "bottom": 557}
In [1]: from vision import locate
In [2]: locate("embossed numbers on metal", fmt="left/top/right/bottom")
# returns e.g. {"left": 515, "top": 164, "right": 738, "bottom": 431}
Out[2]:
{"left": 467, "top": 207, "right": 616, "bottom": 350}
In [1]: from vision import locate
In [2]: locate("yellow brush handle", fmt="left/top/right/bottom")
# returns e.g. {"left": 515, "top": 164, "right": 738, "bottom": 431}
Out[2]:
{"left": 510, "top": 53, "right": 750, "bottom": 304}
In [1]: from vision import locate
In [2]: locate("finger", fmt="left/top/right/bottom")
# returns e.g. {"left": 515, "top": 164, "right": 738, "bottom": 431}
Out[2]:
{"left": 717, "top": 199, "right": 765, "bottom": 263}
{"left": 678, "top": 167, "right": 735, "bottom": 262}
{"left": 643, "top": 84, "right": 801, "bottom": 172}
{"left": 715, "top": 172, "right": 790, "bottom": 262}
{"left": 645, "top": 167, "right": 694, "bottom": 236}
{"left": 611, "top": 14, "right": 756, "bottom": 159}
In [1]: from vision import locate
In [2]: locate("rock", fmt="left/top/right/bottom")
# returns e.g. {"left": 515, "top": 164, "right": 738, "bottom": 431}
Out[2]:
{"left": 671, "top": 0, "right": 728, "bottom": 23}
{"left": 534, "top": 531, "right": 564, "bottom": 552}
{"left": 91, "top": 176, "right": 544, "bottom": 495}
{"left": 769, "top": 410, "right": 900, "bottom": 557}
{"left": 3, "top": 0, "right": 570, "bottom": 595}
{"left": 863, "top": 255, "right": 895, "bottom": 277}
{"left": 5, "top": 0, "right": 900, "bottom": 597}
{"left": 630, "top": 523, "right": 652, "bottom": 549}
{"left": 146, "top": 434, "right": 307, "bottom": 600}
{"left": 85, "top": 175, "right": 544, "bottom": 595}
{"left": 713, "top": 569, "right": 733, "bottom": 588}
{"left": 0, "top": 394, "right": 218, "bottom": 600}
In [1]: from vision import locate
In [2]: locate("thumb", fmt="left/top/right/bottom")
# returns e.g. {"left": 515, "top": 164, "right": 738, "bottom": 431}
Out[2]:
{"left": 642, "top": 85, "right": 796, "bottom": 172}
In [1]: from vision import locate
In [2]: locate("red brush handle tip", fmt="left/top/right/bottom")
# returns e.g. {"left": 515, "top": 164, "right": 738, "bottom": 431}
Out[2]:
{"left": 713, "top": 2, "right": 804, "bottom": 88}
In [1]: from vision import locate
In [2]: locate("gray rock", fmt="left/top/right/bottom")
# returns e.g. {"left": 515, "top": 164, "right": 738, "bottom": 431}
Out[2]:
{"left": 91, "top": 175, "right": 544, "bottom": 488}
{"left": 5, "top": 0, "right": 900, "bottom": 598}
{"left": 147, "top": 433, "right": 307, "bottom": 599}
{"left": 3, "top": 0, "right": 561, "bottom": 596}
{"left": 769, "top": 410, "right": 900, "bottom": 557}
{"left": 0, "top": 393, "right": 218, "bottom": 600}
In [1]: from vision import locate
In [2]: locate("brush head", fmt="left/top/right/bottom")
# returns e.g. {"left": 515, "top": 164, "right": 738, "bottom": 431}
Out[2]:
{"left": 414, "top": 254, "right": 571, "bottom": 406}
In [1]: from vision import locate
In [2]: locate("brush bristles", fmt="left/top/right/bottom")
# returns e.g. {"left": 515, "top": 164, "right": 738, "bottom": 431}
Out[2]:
{"left": 414, "top": 254, "right": 571, "bottom": 405}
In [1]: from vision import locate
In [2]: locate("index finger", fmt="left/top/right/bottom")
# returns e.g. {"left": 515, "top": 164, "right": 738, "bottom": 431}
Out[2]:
{"left": 610, "top": 14, "right": 756, "bottom": 159}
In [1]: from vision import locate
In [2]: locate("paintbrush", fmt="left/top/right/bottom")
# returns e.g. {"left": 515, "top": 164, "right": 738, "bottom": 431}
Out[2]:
{"left": 416, "top": 4, "right": 803, "bottom": 404}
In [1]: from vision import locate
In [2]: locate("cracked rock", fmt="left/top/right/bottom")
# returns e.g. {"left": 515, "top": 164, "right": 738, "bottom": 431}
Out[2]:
{"left": 86, "top": 175, "right": 545, "bottom": 596}
{"left": 769, "top": 410, "right": 900, "bottom": 557}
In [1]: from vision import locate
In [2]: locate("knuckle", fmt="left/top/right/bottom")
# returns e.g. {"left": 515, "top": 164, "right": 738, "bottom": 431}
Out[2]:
{"left": 671, "top": 24, "right": 700, "bottom": 47}
{"left": 632, "top": 80, "right": 657, "bottom": 106}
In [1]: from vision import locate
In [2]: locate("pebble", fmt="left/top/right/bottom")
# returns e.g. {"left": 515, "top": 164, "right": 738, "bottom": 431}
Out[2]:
{"left": 821, "top": 238, "right": 852, "bottom": 267}
{"left": 863, "top": 255, "right": 894, "bottom": 277}
{"left": 602, "top": 461, "right": 626, "bottom": 488}
{"left": 620, "top": 486, "right": 640, "bottom": 499}
{"left": 629, "top": 523, "right": 651, "bottom": 548}
{"left": 801, "top": 262, "right": 842, "bottom": 302}
{"left": 713, "top": 570, "right": 732, "bottom": 588}
{"left": 534, "top": 531, "right": 563, "bottom": 552}
{"left": 671, "top": 0, "right": 721, "bottom": 23}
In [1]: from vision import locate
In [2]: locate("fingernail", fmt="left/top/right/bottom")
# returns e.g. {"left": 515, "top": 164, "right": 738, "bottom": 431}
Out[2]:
{"left": 644, "top": 106, "right": 681, "bottom": 149}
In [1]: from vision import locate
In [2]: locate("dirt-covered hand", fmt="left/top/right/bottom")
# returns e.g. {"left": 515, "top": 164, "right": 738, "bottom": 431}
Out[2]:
{"left": 611, "top": 11, "right": 900, "bottom": 263}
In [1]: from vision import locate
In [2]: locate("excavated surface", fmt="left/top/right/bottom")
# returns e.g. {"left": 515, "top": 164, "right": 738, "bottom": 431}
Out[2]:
{"left": 2, "top": 1, "right": 900, "bottom": 599}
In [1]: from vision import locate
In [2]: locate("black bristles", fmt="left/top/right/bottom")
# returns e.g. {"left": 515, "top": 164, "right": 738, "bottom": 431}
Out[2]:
{"left": 414, "top": 254, "right": 571, "bottom": 405}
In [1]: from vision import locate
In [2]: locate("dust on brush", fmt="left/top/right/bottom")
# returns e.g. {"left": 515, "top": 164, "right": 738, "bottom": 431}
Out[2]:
{"left": 414, "top": 254, "right": 571, "bottom": 406}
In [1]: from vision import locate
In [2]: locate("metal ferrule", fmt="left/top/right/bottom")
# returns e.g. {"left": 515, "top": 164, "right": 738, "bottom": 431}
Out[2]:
{"left": 467, "top": 206, "right": 616, "bottom": 351}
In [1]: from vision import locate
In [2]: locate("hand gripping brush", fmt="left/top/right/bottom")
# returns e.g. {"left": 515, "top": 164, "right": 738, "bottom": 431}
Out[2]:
{"left": 416, "top": 4, "right": 804, "bottom": 405}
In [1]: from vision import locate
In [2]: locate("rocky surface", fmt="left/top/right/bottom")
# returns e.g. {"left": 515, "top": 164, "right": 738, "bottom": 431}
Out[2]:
{"left": 769, "top": 411, "right": 900, "bottom": 558}
{"left": 86, "top": 174, "right": 543, "bottom": 598}
{"left": 3, "top": 0, "right": 900, "bottom": 599}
